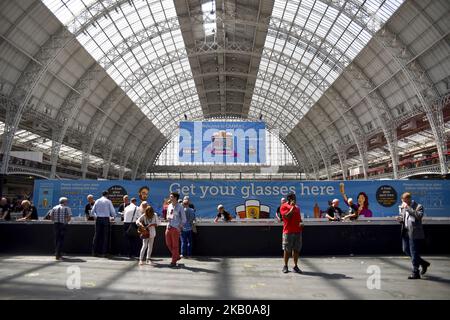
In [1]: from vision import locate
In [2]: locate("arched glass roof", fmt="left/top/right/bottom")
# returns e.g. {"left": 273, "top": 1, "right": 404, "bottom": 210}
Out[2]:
{"left": 42, "top": 0, "right": 404, "bottom": 138}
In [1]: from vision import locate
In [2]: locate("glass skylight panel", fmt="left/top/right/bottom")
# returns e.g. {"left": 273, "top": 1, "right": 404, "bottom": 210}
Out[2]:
{"left": 250, "top": 0, "right": 403, "bottom": 135}
{"left": 202, "top": 0, "right": 216, "bottom": 36}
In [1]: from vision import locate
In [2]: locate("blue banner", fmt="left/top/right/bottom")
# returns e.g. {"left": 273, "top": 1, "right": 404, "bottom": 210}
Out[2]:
{"left": 33, "top": 180, "right": 450, "bottom": 218}
{"left": 179, "top": 121, "right": 266, "bottom": 163}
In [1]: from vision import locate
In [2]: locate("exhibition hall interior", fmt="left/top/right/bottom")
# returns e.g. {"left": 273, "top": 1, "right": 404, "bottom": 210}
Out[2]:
{"left": 0, "top": 0, "right": 449, "bottom": 302}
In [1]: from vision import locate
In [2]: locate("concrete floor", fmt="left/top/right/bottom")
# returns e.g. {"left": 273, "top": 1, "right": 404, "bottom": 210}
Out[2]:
{"left": 0, "top": 255, "right": 449, "bottom": 300}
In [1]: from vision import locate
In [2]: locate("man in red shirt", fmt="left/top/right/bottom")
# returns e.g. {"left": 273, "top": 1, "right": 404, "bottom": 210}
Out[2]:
{"left": 280, "top": 193, "right": 304, "bottom": 273}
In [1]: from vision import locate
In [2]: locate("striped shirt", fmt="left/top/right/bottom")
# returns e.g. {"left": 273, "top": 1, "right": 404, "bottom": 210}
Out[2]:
{"left": 50, "top": 204, "right": 72, "bottom": 224}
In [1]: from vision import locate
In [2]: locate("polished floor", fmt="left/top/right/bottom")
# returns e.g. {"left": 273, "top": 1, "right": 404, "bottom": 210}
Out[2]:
{"left": 0, "top": 255, "right": 449, "bottom": 300}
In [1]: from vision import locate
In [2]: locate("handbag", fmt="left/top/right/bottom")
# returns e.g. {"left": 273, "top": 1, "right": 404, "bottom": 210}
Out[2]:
{"left": 126, "top": 207, "right": 139, "bottom": 237}
{"left": 138, "top": 225, "right": 150, "bottom": 239}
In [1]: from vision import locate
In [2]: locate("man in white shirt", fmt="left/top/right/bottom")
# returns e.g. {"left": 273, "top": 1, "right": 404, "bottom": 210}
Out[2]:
{"left": 123, "top": 198, "right": 139, "bottom": 258}
{"left": 91, "top": 191, "right": 116, "bottom": 257}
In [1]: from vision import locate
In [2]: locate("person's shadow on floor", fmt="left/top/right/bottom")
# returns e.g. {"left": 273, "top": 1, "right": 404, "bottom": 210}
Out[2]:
{"left": 301, "top": 271, "right": 353, "bottom": 280}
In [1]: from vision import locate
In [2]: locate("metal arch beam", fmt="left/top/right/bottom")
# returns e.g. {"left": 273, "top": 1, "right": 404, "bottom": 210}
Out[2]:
{"left": 374, "top": 29, "right": 447, "bottom": 174}
{"left": 49, "top": 63, "right": 104, "bottom": 178}
{"left": 322, "top": 0, "right": 446, "bottom": 174}
{"left": 128, "top": 84, "right": 301, "bottom": 138}
{"left": 117, "top": 46, "right": 334, "bottom": 133}
{"left": 0, "top": 1, "right": 40, "bottom": 47}
{"left": 0, "top": 0, "right": 126, "bottom": 174}
{"left": 130, "top": 47, "right": 331, "bottom": 118}
{"left": 74, "top": 2, "right": 351, "bottom": 74}
{"left": 314, "top": 102, "right": 349, "bottom": 179}
{"left": 292, "top": 124, "right": 329, "bottom": 180}
{"left": 115, "top": 120, "right": 163, "bottom": 180}
{"left": 323, "top": 88, "right": 369, "bottom": 178}
{"left": 343, "top": 63, "right": 400, "bottom": 178}
{"left": 80, "top": 87, "right": 128, "bottom": 178}
{"left": 102, "top": 107, "right": 156, "bottom": 179}
{"left": 0, "top": 27, "right": 76, "bottom": 174}
{"left": 283, "top": 136, "right": 309, "bottom": 176}
{"left": 289, "top": 115, "right": 333, "bottom": 180}
{"left": 143, "top": 139, "right": 169, "bottom": 177}
{"left": 285, "top": 134, "right": 318, "bottom": 179}
{"left": 302, "top": 113, "right": 342, "bottom": 180}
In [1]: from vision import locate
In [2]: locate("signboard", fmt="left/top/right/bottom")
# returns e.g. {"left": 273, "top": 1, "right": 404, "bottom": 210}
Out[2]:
{"left": 179, "top": 121, "right": 266, "bottom": 164}
{"left": 33, "top": 180, "right": 450, "bottom": 219}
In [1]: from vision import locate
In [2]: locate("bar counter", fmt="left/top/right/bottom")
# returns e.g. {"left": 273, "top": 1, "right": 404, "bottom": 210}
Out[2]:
{"left": 1, "top": 218, "right": 449, "bottom": 256}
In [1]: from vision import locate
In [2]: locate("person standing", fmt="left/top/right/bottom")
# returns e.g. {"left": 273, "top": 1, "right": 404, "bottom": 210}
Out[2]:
{"left": 91, "top": 191, "right": 116, "bottom": 257}
{"left": 117, "top": 195, "right": 130, "bottom": 222}
{"left": 17, "top": 200, "right": 38, "bottom": 221}
{"left": 397, "top": 192, "right": 430, "bottom": 279}
{"left": 181, "top": 198, "right": 196, "bottom": 258}
{"left": 165, "top": 192, "right": 186, "bottom": 267}
{"left": 136, "top": 206, "right": 159, "bottom": 265}
{"left": 214, "top": 204, "right": 232, "bottom": 222}
{"left": 183, "top": 196, "right": 196, "bottom": 211}
{"left": 342, "top": 198, "right": 358, "bottom": 221}
{"left": 0, "top": 197, "right": 11, "bottom": 221}
{"left": 122, "top": 197, "right": 139, "bottom": 258}
{"left": 280, "top": 193, "right": 304, "bottom": 274}
{"left": 84, "top": 195, "right": 95, "bottom": 221}
{"left": 275, "top": 198, "right": 286, "bottom": 222}
{"left": 49, "top": 197, "right": 72, "bottom": 260}
{"left": 325, "top": 199, "right": 344, "bottom": 221}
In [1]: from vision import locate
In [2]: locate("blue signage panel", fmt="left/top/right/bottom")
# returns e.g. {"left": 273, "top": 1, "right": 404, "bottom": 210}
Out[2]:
{"left": 33, "top": 180, "right": 450, "bottom": 218}
{"left": 179, "top": 121, "right": 266, "bottom": 164}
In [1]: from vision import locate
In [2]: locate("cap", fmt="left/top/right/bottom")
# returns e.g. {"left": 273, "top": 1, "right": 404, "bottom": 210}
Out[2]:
{"left": 59, "top": 197, "right": 68, "bottom": 204}
{"left": 183, "top": 196, "right": 190, "bottom": 201}
{"left": 217, "top": 204, "right": 224, "bottom": 210}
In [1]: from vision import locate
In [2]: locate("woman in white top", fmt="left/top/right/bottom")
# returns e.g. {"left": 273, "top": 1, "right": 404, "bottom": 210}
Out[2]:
{"left": 136, "top": 206, "right": 159, "bottom": 265}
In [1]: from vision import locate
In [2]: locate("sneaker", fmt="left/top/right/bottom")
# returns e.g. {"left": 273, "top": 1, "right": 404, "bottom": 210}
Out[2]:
{"left": 408, "top": 273, "right": 420, "bottom": 279}
{"left": 139, "top": 261, "right": 144, "bottom": 266}
{"left": 282, "top": 265, "right": 288, "bottom": 273}
{"left": 293, "top": 266, "right": 303, "bottom": 274}
{"left": 146, "top": 260, "right": 151, "bottom": 265}
{"left": 169, "top": 262, "right": 177, "bottom": 268}
{"left": 421, "top": 261, "right": 430, "bottom": 275}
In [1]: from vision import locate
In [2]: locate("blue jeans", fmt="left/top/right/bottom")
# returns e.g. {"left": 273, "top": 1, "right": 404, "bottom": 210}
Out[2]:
{"left": 180, "top": 230, "right": 193, "bottom": 256}
{"left": 402, "top": 233, "right": 427, "bottom": 274}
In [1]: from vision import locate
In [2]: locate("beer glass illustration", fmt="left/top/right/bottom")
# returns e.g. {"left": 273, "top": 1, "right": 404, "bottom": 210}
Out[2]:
{"left": 236, "top": 205, "right": 246, "bottom": 219}
{"left": 259, "top": 205, "right": 270, "bottom": 218}
{"left": 245, "top": 200, "right": 260, "bottom": 219}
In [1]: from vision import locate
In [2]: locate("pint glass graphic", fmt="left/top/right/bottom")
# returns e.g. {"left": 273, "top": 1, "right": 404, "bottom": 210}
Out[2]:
{"left": 245, "top": 200, "right": 260, "bottom": 219}
{"left": 259, "top": 205, "right": 270, "bottom": 218}
{"left": 236, "top": 205, "right": 246, "bottom": 219}
{"left": 212, "top": 131, "right": 233, "bottom": 155}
